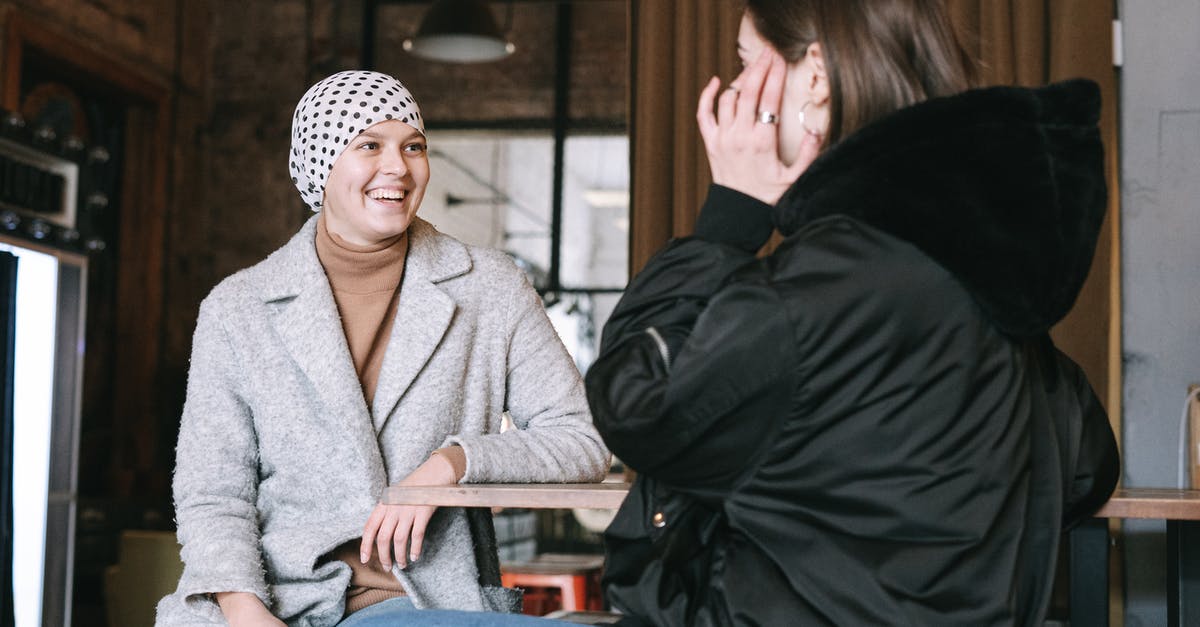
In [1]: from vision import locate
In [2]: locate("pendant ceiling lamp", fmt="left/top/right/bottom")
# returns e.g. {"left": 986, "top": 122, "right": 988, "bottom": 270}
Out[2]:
{"left": 403, "top": 0, "right": 516, "bottom": 63}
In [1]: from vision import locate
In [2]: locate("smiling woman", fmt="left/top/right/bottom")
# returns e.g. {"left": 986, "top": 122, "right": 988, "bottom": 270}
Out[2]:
{"left": 154, "top": 70, "right": 609, "bottom": 627}
{"left": 322, "top": 121, "right": 430, "bottom": 246}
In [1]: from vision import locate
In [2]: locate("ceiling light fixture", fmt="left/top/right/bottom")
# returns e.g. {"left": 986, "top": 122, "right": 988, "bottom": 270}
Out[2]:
{"left": 403, "top": 0, "right": 516, "bottom": 64}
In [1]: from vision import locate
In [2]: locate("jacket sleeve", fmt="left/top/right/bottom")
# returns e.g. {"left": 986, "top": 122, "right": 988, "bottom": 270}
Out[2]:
{"left": 585, "top": 185, "right": 796, "bottom": 503}
{"left": 1055, "top": 348, "right": 1121, "bottom": 529}
{"left": 445, "top": 262, "right": 611, "bottom": 484}
{"left": 171, "top": 295, "right": 271, "bottom": 609}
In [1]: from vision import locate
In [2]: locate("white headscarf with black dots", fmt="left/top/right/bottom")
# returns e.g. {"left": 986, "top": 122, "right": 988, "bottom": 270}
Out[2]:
{"left": 289, "top": 70, "right": 425, "bottom": 211}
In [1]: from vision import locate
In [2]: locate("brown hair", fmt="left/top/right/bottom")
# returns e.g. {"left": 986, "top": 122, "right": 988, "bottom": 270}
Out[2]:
{"left": 745, "top": 0, "right": 978, "bottom": 146}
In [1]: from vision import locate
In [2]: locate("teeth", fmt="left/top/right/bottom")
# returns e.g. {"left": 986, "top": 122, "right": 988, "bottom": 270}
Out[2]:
{"left": 367, "top": 189, "right": 406, "bottom": 200}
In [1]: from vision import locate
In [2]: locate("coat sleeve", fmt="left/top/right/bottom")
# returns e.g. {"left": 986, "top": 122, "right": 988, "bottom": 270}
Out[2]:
{"left": 585, "top": 185, "right": 797, "bottom": 503}
{"left": 445, "top": 261, "right": 611, "bottom": 484}
{"left": 171, "top": 294, "right": 271, "bottom": 609}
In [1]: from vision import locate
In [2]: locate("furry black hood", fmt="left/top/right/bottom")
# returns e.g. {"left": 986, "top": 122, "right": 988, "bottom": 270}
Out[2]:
{"left": 775, "top": 79, "right": 1106, "bottom": 338}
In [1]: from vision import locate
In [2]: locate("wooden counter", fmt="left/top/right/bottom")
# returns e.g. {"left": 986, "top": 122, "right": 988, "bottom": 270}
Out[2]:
{"left": 1094, "top": 488, "right": 1200, "bottom": 520}
{"left": 382, "top": 481, "right": 631, "bottom": 510}
{"left": 380, "top": 483, "right": 1200, "bottom": 626}
{"left": 1074, "top": 487, "right": 1200, "bottom": 627}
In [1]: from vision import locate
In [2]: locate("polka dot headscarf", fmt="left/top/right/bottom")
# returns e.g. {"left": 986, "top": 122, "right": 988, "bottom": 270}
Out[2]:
{"left": 289, "top": 70, "right": 425, "bottom": 211}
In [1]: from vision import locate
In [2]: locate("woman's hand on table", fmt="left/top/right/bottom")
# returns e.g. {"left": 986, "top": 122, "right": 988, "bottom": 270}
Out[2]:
{"left": 215, "top": 591, "right": 286, "bottom": 627}
{"left": 697, "top": 47, "right": 820, "bottom": 206}
{"left": 360, "top": 452, "right": 459, "bottom": 570}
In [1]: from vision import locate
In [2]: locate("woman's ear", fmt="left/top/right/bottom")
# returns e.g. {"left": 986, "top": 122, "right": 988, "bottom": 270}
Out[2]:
{"left": 807, "top": 43, "right": 831, "bottom": 106}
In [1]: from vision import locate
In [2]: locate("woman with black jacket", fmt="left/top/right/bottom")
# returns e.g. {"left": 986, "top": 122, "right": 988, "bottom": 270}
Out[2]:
{"left": 584, "top": 1, "right": 1120, "bottom": 625}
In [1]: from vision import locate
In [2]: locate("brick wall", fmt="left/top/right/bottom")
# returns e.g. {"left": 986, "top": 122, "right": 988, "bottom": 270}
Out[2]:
{"left": 0, "top": 0, "right": 179, "bottom": 76}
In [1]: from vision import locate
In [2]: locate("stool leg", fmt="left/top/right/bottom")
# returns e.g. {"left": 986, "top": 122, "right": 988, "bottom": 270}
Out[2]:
{"left": 589, "top": 571, "right": 603, "bottom": 610}
{"left": 560, "top": 575, "right": 586, "bottom": 611}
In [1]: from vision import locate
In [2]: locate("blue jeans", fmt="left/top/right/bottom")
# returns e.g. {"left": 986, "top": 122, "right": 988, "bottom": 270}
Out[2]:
{"left": 334, "top": 596, "right": 577, "bottom": 626}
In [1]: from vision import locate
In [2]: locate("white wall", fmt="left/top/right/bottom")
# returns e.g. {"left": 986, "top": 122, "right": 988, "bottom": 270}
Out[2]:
{"left": 1118, "top": 1, "right": 1200, "bottom": 625}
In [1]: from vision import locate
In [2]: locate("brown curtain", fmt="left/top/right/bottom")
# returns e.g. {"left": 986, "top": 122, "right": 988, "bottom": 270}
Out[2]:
{"left": 628, "top": 0, "right": 1120, "bottom": 419}
{"left": 627, "top": 0, "right": 742, "bottom": 273}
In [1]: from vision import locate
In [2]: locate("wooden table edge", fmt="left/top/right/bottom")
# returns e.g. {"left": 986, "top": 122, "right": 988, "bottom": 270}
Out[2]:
{"left": 1094, "top": 488, "right": 1200, "bottom": 520}
{"left": 381, "top": 482, "right": 632, "bottom": 510}
{"left": 381, "top": 485, "right": 1200, "bottom": 520}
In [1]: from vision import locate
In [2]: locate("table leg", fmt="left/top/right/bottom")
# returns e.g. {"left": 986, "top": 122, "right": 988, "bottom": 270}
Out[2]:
{"left": 1070, "top": 517, "right": 1109, "bottom": 627}
{"left": 1167, "top": 520, "right": 1200, "bottom": 627}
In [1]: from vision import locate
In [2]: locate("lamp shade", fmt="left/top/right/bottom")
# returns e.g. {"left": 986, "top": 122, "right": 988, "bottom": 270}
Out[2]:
{"left": 403, "top": 0, "right": 516, "bottom": 64}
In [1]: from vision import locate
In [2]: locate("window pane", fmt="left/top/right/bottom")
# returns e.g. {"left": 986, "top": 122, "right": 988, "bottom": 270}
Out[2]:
{"left": 545, "top": 291, "right": 622, "bottom": 374}
{"left": 416, "top": 131, "right": 628, "bottom": 372}
{"left": 560, "top": 135, "right": 628, "bottom": 290}
{"left": 420, "top": 131, "right": 555, "bottom": 282}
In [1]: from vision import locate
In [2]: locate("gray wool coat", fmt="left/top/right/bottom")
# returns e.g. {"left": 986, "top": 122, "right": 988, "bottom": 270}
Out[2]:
{"left": 155, "top": 216, "right": 610, "bottom": 627}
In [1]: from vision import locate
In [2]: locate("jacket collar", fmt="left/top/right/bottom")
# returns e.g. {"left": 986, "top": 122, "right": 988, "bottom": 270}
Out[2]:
{"left": 774, "top": 79, "right": 1107, "bottom": 338}
{"left": 253, "top": 215, "right": 471, "bottom": 434}
{"left": 258, "top": 216, "right": 471, "bottom": 302}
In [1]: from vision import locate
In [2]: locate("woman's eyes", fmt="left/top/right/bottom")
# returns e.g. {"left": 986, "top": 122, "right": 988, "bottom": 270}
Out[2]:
{"left": 356, "top": 141, "right": 425, "bottom": 153}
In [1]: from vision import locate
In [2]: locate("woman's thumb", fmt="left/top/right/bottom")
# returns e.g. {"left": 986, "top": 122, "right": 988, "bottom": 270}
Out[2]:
{"left": 787, "top": 131, "right": 822, "bottom": 180}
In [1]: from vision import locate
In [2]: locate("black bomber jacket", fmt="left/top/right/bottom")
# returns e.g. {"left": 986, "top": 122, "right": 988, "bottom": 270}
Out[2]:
{"left": 585, "top": 80, "right": 1120, "bottom": 626}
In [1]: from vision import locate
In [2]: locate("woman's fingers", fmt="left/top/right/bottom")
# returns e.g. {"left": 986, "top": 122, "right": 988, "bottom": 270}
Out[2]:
{"left": 735, "top": 48, "right": 772, "bottom": 127}
{"left": 359, "top": 506, "right": 385, "bottom": 563}
{"left": 695, "top": 46, "right": 809, "bottom": 203}
{"left": 756, "top": 53, "right": 787, "bottom": 135}
{"left": 360, "top": 504, "right": 437, "bottom": 570}
{"left": 697, "top": 75, "right": 721, "bottom": 139}
{"left": 408, "top": 506, "right": 435, "bottom": 564}
{"left": 392, "top": 513, "right": 414, "bottom": 569}
{"left": 716, "top": 80, "right": 740, "bottom": 128}
{"left": 376, "top": 510, "right": 400, "bottom": 569}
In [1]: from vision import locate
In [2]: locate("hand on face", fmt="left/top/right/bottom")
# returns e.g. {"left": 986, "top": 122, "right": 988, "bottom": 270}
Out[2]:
{"left": 696, "top": 48, "right": 821, "bottom": 206}
{"left": 359, "top": 452, "right": 458, "bottom": 571}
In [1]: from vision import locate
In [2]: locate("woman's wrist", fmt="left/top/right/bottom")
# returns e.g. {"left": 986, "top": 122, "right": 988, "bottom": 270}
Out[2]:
{"left": 430, "top": 446, "right": 467, "bottom": 483}
{"left": 214, "top": 591, "right": 269, "bottom": 620}
{"left": 429, "top": 444, "right": 465, "bottom": 478}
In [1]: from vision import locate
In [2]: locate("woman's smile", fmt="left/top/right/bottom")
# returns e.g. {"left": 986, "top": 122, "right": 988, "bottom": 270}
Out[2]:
{"left": 322, "top": 119, "right": 430, "bottom": 245}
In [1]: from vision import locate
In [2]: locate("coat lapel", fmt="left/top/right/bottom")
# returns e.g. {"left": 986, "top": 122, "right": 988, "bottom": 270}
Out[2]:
{"left": 371, "top": 219, "right": 472, "bottom": 432}
{"left": 260, "top": 218, "right": 383, "bottom": 470}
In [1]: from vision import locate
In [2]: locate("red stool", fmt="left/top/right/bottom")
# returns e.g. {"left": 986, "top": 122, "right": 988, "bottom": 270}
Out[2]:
{"left": 501, "top": 553, "right": 605, "bottom": 615}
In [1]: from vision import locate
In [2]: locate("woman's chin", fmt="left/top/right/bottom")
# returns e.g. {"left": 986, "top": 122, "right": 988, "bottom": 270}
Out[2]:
{"left": 367, "top": 213, "right": 415, "bottom": 240}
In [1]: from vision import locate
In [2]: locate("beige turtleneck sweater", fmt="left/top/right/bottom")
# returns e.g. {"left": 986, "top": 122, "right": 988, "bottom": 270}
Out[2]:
{"left": 314, "top": 212, "right": 467, "bottom": 615}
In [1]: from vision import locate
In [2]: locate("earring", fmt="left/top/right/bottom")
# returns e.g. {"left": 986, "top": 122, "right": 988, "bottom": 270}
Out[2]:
{"left": 797, "top": 101, "right": 823, "bottom": 137}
